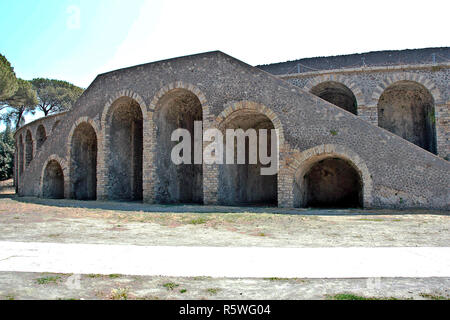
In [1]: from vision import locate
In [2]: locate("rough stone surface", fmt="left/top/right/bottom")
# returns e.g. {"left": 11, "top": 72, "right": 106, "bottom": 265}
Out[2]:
{"left": 13, "top": 50, "right": 450, "bottom": 209}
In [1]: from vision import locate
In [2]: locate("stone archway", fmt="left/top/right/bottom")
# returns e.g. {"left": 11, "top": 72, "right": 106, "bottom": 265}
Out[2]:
{"left": 296, "top": 157, "right": 363, "bottom": 208}
{"left": 36, "top": 125, "right": 47, "bottom": 150}
{"left": 154, "top": 88, "right": 203, "bottom": 204}
{"left": 310, "top": 81, "right": 358, "bottom": 115}
{"left": 69, "top": 122, "right": 97, "bottom": 200}
{"left": 42, "top": 159, "right": 64, "bottom": 199}
{"left": 105, "top": 97, "right": 143, "bottom": 201}
{"left": 377, "top": 80, "right": 436, "bottom": 153}
{"left": 25, "top": 130, "right": 33, "bottom": 167}
{"left": 217, "top": 108, "right": 278, "bottom": 206}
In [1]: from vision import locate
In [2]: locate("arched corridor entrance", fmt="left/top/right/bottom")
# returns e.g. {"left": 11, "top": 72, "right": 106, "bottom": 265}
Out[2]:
{"left": 42, "top": 160, "right": 64, "bottom": 199}
{"left": 154, "top": 89, "right": 203, "bottom": 204}
{"left": 310, "top": 81, "right": 358, "bottom": 115}
{"left": 70, "top": 122, "right": 97, "bottom": 200}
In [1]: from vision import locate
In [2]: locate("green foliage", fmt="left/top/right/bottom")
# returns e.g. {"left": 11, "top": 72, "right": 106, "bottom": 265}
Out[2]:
{"left": 31, "top": 78, "right": 84, "bottom": 116}
{"left": 0, "top": 125, "right": 15, "bottom": 180}
{"left": 330, "top": 129, "right": 338, "bottom": 136}
{"left": 0, "top": 53, "right": 18, "bottom": 102}
{"left": 1, "top": 79, "right": 38, "bottom": 129}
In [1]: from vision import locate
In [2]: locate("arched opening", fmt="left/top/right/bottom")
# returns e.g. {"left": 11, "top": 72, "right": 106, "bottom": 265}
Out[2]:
{"left": 106, "top": 97, "right": 143, "bottom": 201}
{"left": 18, "top": 135, "right": 24, "bottom": 178}
{"left": 218, "top": 110, "right": 278, "bottom": 206}
{"left": 294, "top": 157, "right": 362, "bottom": 208}
{"left": 70, "top": 122, "right": 97, "bottom": 200}
{"left": 377, "top": 81, "right": 436, "bottom": 153}
{"left": 154, "top": 88, "right": 203, "bottom": 204}
{"left": 25, "top": 130, "right": 33, "bottom": 166}
{"left": 310, "top": 81, "right": 358, "bottom": 115}
{"left": 42, "top": 160, "right": 64, "bottom": 199}
{"left": 36, "top": 125, "right": 47, "bottom": 149}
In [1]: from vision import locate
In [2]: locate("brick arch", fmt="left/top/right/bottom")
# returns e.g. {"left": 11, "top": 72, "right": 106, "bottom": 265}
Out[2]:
{"left": 40, "top": 154, "right": 68, "bottom": 198}
{"left": 101, "top": 90, "right": 149, "bottom": 129}
{"left": 215, "top": 100, "right": 285, "bottom": 147}
{"left": 287, "top": 144, "right": 373, "bottom": 207}
{"left": 25, "top": 129, "right": 34, "bottom": 167}
{"left": 371, "top": 72, "right": 442, "bottom": 105}
{"left": 67, "top": 116, "right": 102, "bottom": 199}
{"left": 303, "top": 75, "right": 365, "bottom": 108}
{"left": 149, "top": 81, "right": 212, "bottom": 123}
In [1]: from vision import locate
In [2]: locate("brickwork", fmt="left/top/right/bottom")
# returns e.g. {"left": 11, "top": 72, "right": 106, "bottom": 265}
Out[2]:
{"left": 12, "top": 50, "right": 450, "bottom": 209}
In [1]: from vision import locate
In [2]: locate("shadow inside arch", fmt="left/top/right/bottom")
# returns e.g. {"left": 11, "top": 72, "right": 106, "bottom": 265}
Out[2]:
{"left": 5, "top": 194, "right": 448, "bottom": 216}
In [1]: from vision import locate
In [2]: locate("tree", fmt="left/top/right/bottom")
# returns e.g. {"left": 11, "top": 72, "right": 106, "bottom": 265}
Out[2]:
{"left": 0, "top": 124, "right": 15, "bottom": 180}
{"left": 31, "top": 78, "right": 83, "bottom": 116}
{"left": 1, "top": 79, "right": 38, "bottom": 129}
{"left": 0, "top": 53, "right": 18, "bottom": 105}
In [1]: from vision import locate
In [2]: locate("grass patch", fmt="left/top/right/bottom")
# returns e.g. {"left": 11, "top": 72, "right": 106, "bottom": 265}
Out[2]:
{"left": 206, "top": 288, "right": 221, "bottom": 295}
{"left": 187, "top": 217, "right": 208, "bottom": 225}
{"left": 330, "top": 129, "right": 338, "bottom": 136}
{"left": 36, "top": 276, "right": 61, "bottom": 285}
{"left": 180, "top": 289, "right": 187, "bottom": 294}
{"left": 327, "top": 293, "right": 398, "bottom": 300}
{"left": 108, "top": 274, "right": 122, "bottom": 279}
{"left": 110, "top": 287, "right": 129, "bottom": 300}
{"left": 87, "top": 274, "right": 103, "bottom": 278}
{"left": 264, "top": 277, "right": 290, "bottom": 281}
{"left": 419, "top": 293, "right": 449, "bottom": 300}
{"left": 163, "top": 282, "right": 179, "bottom": 291}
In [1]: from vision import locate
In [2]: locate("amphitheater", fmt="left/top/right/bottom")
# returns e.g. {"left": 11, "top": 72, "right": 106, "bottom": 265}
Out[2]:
{"left": 13, "top": 47, "right": 450, "bottom": 209}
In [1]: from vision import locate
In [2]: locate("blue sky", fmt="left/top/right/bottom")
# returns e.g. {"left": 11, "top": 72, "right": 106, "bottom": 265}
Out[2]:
{"left": 0, "top": 0, "right": 448, "bottom": 128}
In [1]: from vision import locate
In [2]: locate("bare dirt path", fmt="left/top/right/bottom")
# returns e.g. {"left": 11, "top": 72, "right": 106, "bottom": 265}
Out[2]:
{"left": 0, "top": 196, "right": 448, "bottom": 248}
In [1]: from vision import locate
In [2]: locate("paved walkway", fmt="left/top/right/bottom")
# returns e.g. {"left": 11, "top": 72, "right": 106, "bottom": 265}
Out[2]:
{"left": 0, "top": 241, "right": 449, "bottom": 278}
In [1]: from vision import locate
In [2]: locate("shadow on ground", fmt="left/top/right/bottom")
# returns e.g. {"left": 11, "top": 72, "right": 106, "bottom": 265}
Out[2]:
{"left": 2, "top": 193, "right": 448, "bottom": 216}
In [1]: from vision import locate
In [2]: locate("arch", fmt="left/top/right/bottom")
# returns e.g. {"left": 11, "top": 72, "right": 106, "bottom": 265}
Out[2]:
{"left": 25, "top": 130, "right": 33, "bottom": 167}
{"left": 41, "top": 156, "right": 66, "bottom": 199}
{"left": 310, "top": 81, "right": 358, "bottom": 115}
{"left": 289, "top": 144, "right": 373, "bottom": 208}
{"left": 36, "top": 125, "right": 47, "bottom": 150}
{"left": 68, "top": 120, "right": 98, "bottom": 200}
{"left": 304, "top": 75, "right": 364, "bottom": 109}
{"left": 18, "top": 134, "right": 24, "bottom": 177}
{"left": 153, "top": 88, "right": 204, "bottom": 204}
{"left": 377, "top": 80, "right": 437, "bottom": 153}
{"left": 371, "top": 72, "right": 442, "bottom": 105}
{"left": 104, "top": 96, "right": 144, "bottom": 200}
{"left": 216, "top": 101, "right": 281, "bottom": 206}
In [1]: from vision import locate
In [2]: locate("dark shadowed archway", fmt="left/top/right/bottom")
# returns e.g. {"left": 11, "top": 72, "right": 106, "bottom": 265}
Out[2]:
{"left": 25, "top": 130, "right": 33, "bottom": 166}
{"left": 218, "top": 109, "right": 278, "bottom": 206}
{"left": 310, "top": 81, "right": 358, "bottom": 115}
{"left": 42, "top": 160, "right": 64, "bottom": 199}
{"left": 294, "top": 157, "right": 363, "bottom": 208}
{"left": 154, "top": 88, "right": 203, "bottom": 204}
{"left": 377, "top": 80, "right": 436, "bottom": 153}
{"left": 70, "top": 122, "right": 97, "bottom": 200}
{"left": 36, "top": 125, "right": 47, "bottom": 150}
{"left": 106, "top": 97, "right": 143, "bottom": 201}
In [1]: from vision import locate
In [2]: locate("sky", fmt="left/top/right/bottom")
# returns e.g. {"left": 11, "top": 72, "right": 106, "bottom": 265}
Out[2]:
{"left": 0, "top": 0, "right": 449, "bottom": 127}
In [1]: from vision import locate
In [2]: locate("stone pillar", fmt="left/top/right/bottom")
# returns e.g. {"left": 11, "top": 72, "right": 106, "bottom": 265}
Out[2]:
{"left": 435, "top": 103, "right": 450, "bottom": 159}
{"left": 277, "top": 145, "right": 295, "bottom": 208}
{"left": 143, "top": 112, "right": 155, "bottom": 203}
{"left": 358, "top": 104, "right": 378, "bottom": 126}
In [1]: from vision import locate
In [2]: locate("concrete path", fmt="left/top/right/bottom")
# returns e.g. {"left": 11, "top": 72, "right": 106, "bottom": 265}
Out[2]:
{"left": 0, "top": 241, "right": 449, "bottom": 278}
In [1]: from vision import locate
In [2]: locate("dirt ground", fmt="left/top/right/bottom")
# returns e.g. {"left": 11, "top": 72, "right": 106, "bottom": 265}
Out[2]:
{"left": 0, "top": 179, "right": 449, "bottom": 300}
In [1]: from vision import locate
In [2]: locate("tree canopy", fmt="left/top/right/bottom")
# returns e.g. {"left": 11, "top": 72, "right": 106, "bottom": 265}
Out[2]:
{"left": 0, "top": 53, "right": 18, "bottom": 103}
{"left": 1, "top": 79, "right": 38, "bottom": 129}
{"left": 31, "top": 78, "right": 84, "bottom": 116}
{"left": 0, "top": 124, "right": 15, "bottom": 180}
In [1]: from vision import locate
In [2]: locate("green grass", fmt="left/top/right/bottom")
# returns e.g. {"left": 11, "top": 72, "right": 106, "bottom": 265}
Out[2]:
{"left": 188, "top": 217, "right": 208, "bottom": 225}
{"left": 110, "top": 287, "right": 129, "bottom": 300}
{"left": 163, "top": 282, "right": 179, "bottom": 290}
{"left": 180, "top": 289, "right": 187, "bottom": 294}
{"left": 36, "top": 276, "right": 61, "bottom": 285}
{"left": 330, "top": 129, "right": 338, "bottom": 136}
{"left": 206, "top": 288, "right": 221, "bottom": 295}
{"left": 419, "top": 293, "right": 449, "bottom": 300}
{"left": 108, "top": 274, "right": 122, "bottom": 279}
{"left": 327, "top": 293, "right": 398, "bottom": 300}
